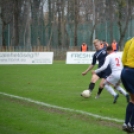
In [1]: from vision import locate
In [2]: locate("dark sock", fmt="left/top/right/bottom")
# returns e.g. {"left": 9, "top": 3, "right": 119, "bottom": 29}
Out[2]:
{"left": 97, "top": 87, "right": 103, "bottom": 95}
{"left": 88, "top": 83, "right": 95, "bottom": 92}
{"left": 125, "top": 102, "right": 134, "bottom": 124}
{"left": 130, "top": 103, "right": 134, "bottom": 126}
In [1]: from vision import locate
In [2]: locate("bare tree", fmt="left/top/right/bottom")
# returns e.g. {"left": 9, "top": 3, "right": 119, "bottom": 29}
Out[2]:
{"left": 74, "top": 0, "right": 78, "bottom": 46}
{"left": 56, "top": 0, "right": 62, "bottom": 47}
{"left": 0, "top": 0, "right": 13, "bottom": 47}
{"left": 116, "top": 0, "right": 134, "bottom": 49}
{"left": 12, "top": 0, "right": 19, "bottom": 46}
{"left": 105, "top": 0, "right": 114, "bottom": 43}
{"left": 48, "top": 0, "right": 52, "bottom": 46}
{"left": 0, "top": 0, "right": 134, "bottom": 51}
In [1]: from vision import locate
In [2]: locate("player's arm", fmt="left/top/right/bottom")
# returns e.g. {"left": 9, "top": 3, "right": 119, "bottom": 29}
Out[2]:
{"left": 94, "top": 56, "right": 110, "bottom": 73}
{"left": 82, "top": 54, "right": 96, "bottom": 76}
{"left": 82, "top": 64, "right": 94, "bottom": 75}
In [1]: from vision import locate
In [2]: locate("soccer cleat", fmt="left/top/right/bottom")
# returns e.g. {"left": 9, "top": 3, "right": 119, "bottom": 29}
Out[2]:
{"left": 126, "top": 94, "right": 130, "bottom": 103}
{"left": 132, "top": 127, "right": 134, "bottom": 133}
{"left": 127, "top": 123, "right": 134, "bottom": 133}
{"left": 122, "top": 123, "right": 134, "bottom": 133}
{"left": 122, "top": 123, "right": 128, "bottom": 132}
{"left": 127, "top": 127, "right": 134, "bottom": 133}
{"left": 113, "top": 94, "right": 119, "bottom": 104}
{"left": 95, "top": 94, "right": 100, "bottom": 99}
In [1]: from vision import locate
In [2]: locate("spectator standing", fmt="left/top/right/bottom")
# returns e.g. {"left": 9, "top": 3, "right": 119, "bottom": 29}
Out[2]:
{"left": 81, "top": 43, "right": 88, "bottom": 52}
{"left": 111, "top": 39, "right": 118, "bottom": 51}
{"left": 100, "top": 40, "right": 109, "bottom": 49}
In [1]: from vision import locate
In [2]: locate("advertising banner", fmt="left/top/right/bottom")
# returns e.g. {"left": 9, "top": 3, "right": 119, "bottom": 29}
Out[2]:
{"left": 0, "top": 52, "right": 54, "bottom": 64}
{"left": 66, "top": 52, "right": 94, "bottom": 64}
{"left": 66, "top": 52, "right": 123, "bottom": 64}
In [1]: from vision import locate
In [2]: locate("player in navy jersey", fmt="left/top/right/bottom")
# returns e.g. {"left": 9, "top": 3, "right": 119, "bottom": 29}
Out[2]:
{"left": 82, "top": 39, "right": 118, "bottom": 103}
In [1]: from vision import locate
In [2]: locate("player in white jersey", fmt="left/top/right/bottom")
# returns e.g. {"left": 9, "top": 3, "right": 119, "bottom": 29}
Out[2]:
{"left": 92, "top": 45, "right": 129, "bottom": 103}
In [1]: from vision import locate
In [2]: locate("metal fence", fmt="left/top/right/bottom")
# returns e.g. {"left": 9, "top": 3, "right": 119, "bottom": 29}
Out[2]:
{"left": 0, "top": 19, "right": 134, "bottom": 51}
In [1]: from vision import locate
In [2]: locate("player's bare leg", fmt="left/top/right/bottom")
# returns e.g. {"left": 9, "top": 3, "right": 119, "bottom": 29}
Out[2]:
{"left": 103, "top": 82, "right": 119, "bottom": 103}
{"left": 115, "top": 86, "right": 130, "bottom": 103}
{"left": 114, "top": 81, "right": 130, "bottom": 103}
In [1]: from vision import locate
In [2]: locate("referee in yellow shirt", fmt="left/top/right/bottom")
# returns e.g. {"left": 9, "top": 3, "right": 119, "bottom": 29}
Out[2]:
{"left": 121, "top": 38, "right": 134, "bottom": 133}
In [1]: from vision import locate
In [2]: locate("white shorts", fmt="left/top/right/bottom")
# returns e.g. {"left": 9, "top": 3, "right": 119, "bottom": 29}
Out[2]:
{"left": 106, "top": 71, "right": 121, "bottom": 86}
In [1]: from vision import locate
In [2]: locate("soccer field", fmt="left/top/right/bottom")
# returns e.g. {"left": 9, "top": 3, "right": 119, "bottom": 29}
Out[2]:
{"left": 0, "top": 61, "right": 127, "bottom": 134}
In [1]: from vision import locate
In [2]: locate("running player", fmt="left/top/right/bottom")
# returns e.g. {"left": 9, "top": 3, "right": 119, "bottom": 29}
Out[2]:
{"left": 92, "top": 45, "right": 129, "bottom": 103}
{"left": 82, "top": 39, "right": 118, "bottom": 103}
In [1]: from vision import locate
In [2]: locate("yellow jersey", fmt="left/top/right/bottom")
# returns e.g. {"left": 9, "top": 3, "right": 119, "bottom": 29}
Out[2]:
{"left": 122, "top": 38, "right": 134, "bottom": 68}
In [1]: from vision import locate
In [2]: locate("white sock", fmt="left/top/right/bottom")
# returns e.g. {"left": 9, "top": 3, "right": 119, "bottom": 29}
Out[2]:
{"left": 104, "top": 84, "right": 117, "bottom": 96}
{"left": 116, "top": 86, "right": 127, "bottom": 96}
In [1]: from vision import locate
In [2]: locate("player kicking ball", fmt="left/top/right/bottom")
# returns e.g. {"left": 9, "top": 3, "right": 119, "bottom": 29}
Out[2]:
{"left": 92, "top": 45, "right": 129, "bottom": 103}
{"left": 82, "top": 39, "right": 112, "bottom": 101}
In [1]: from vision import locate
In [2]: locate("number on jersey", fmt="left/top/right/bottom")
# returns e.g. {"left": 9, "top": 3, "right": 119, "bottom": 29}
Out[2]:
{"left": 115, "top": 58, "right": 120, "bottom": 66}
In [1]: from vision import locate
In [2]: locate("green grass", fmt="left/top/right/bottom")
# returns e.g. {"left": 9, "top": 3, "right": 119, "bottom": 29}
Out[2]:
{"left": 0, "top": 95, "right": 123, "bottom": 134}
{"left": 0, "top": 61, "right": 127, "bottom": 134}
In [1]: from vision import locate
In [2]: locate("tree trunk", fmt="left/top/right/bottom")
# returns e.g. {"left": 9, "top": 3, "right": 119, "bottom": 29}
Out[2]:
{"left": 89, "top": 24, "right": 96, "bottom": 48}
{"left": 117, "top": 0, "right": 132, "bottom": 50}
{"left": 61, "top": 0, "right": 65, "bottom": 48}
{"left": 74, "top": 0, "right": 78, "bottom": 46}
{"left": 0, "top": 8, "right": 6, "bottom": 46}
{"left": 57, "top": 0, "right": 62, "bottom": 47}
{"left": 12, "top": 0, "right": 19, "bottom": 46}
{"left": 24, "top": 0, "right": 31, "bottom": 50}
{"left": 118, "top": 13, "right": 130, "bottom": 50}
{"left": 48, "top": 0, "right": 52, "bottom": 46}
{"left": 106, "top": 0, "right": 113, "bottom": 43}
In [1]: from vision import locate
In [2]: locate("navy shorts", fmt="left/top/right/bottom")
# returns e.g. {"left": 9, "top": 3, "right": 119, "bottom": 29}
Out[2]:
{"left": 121, "top": 67, "right": 134, "bottom": 94}
{"left": 96, "top": 68, "right": 111, "bottom": 79}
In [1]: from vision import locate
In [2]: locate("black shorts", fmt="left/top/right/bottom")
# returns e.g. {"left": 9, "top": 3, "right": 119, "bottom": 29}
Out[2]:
{"left": 96, "top": 69, "right": 111, "bottom": 79}
{"left": 121, "top": 67, "right": 134, "bottom": 94}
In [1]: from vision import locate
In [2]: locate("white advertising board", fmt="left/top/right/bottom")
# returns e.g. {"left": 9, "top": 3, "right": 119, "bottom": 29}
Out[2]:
{"left": 0, "top": 52, "right": 54, "bottom": 64}
{"left": 66, "top": 52, "right": 95, "bottom": 64}
{"left": 66, "top": 51, "right": 123, "bottom": 64}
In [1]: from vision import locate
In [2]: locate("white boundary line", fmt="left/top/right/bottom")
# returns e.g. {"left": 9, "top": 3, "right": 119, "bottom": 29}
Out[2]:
{"left": 0, "top": 92, "right": 123, "bottom": 123}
